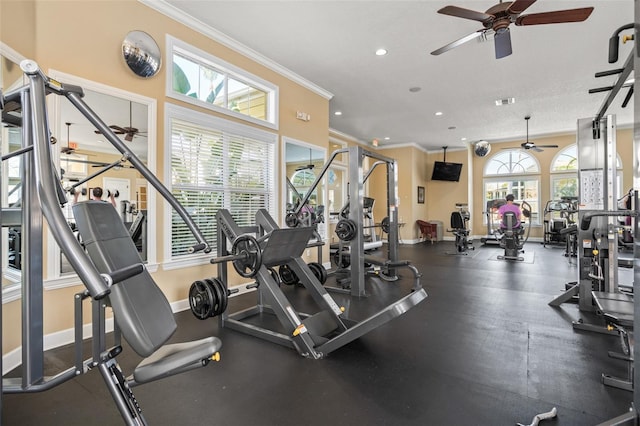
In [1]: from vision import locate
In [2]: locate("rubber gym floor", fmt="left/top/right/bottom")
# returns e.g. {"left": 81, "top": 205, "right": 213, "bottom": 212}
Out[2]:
{"left": 2, "top": 240, "right": 633, "bottom": 425}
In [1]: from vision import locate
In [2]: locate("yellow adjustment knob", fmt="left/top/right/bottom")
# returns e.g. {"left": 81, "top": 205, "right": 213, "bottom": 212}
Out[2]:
{"left": 292, "top": 324, "right": 305, "bottom": 337}
{"left": 623, "top": 34, "right": 635, "bottom": 43}
{"left": 211, "top": 352, "right": 221, "bottom": 362}
{"left": 607, "top": 325, "right": 614, "bottom": 331}
{"left": 593, "top": 249, "right": 599, "bottom": 255}
{"left": 340, "top": 306, "right": 346, "bottom": 312}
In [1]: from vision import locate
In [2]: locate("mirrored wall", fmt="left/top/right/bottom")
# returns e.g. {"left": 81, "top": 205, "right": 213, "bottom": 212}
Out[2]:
{"left": 283, "top": 139, "right": 326, "bottom": 238}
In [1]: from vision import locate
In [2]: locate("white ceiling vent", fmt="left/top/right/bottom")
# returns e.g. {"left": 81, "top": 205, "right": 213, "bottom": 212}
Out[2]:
{"left": 495, "top": 97, "right": 516, "bottom": 106}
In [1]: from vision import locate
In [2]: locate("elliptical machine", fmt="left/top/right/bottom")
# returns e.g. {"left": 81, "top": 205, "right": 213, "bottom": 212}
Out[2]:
{"left": 497, "top": 199, "right": 531, "bottom": 261}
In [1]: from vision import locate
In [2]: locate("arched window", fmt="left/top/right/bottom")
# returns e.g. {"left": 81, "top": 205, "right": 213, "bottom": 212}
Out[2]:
{"left": 483, "top": 150, "right": 541, "bottom": 225}
{"left": 550, "top": 145, "right": 578, "bottom": 200}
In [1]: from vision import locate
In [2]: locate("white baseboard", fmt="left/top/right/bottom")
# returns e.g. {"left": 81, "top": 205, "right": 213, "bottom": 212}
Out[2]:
{"left": 3, "top": 282, "right": 256, "bottom": 375}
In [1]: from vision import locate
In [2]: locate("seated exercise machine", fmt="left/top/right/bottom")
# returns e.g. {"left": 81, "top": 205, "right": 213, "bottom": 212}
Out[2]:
{"left": 481, "top": 198, "right": 505, "bottom": 245}
{"left": 1, "top": 61, "right": 221, "bottom": 424}
{"left": 446, "top": 203, "right": 474, "bottom": 255}
{"left": 200, "top": 209, "right": 427, "bottom": 359}
{"left": 496, "top": 201, "right": 531, "bottom": 261}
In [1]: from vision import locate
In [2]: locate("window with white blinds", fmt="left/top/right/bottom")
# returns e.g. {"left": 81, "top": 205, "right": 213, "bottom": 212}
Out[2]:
{"left": 166, "top": 103, "right": 277, "bottom": 261}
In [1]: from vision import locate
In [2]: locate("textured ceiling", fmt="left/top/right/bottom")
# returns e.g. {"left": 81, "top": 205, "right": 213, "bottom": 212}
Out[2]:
{"left": 161, "top": 0, "right": 634, "bottom": 151}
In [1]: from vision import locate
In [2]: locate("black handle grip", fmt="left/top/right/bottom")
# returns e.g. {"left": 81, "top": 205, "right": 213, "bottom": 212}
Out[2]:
{"left": 609, "top": 35, "right": 619, "bottom": 63}
{"left": 580, "top": 214, "right": 593, "bottom": 231}
{"left": 190, "top": 242, "right": 209, "bottom": 253}
{"left": 108, "top": 263, "right": 144, "bottom": 285}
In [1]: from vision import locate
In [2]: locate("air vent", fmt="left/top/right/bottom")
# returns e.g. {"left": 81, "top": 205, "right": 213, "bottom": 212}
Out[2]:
{"left": 495, "top": 97, "right": 516, "bottom": 106}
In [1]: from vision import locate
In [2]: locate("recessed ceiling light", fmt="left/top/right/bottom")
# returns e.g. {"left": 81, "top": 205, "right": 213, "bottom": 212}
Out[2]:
{"left": 375, "top": 48, "right": 388, "bottom": 56}
{"left": 495, "top": 97, "right": 515, "bottom": 106}
{"left": 334, "top": 111, "right": 342, "bottom": 116}
{"left": 409, "top": 87, "right": 421, "bottom": 93}
{"left": 435, "top": 111, "right": 443, "bottom": 116}
{"left": 461, "top": 137, "right": 467, "bottom": 141}
{"left": 384, "top": 137, "right": 390, "bottom": 140}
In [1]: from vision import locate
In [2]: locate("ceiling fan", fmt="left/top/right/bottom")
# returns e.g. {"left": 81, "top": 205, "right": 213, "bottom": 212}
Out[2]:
{"left": 61, "top": 122, "right": 76, "bottom": 155}
{"left": 503, "top": 116, "right": 558, "bottom": 152}
{"left": 431, "top": 0, "right": 594, "bottom": 59}
{"left": 295, "top": 149, "right": 315, "bottom": 171}
{"left": 95, "top": 101, "right": 146, "bottom": 142}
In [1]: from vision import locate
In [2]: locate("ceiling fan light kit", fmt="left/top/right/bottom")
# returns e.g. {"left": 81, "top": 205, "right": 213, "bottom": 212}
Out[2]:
{"left": 502, "top": 115, "right": 559, "bottom": 152}
{"left": 431, "top": 0, "right": 594, "bottom": 59}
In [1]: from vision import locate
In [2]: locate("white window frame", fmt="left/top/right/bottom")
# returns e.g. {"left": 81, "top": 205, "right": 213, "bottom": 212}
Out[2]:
{"left": 166, "top": 35, "right": 279, "bottom": 131}
{"left": 164, "top": 102, "right": 278, "bottom": 270}
{"left": 550, "top": 144, "right": 578, "bottom": 201}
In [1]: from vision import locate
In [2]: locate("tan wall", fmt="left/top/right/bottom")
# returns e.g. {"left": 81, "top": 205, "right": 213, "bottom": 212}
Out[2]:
{"left": 426, "top": 149, "right": 469, "bottom": 236}
{"left": 1, "top": 0, "right": 329, "bottom": 354}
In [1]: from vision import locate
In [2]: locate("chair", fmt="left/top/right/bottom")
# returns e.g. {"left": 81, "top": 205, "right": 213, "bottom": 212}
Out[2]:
{"left": 416, "top": 220, "right": 437, "bottom": 244}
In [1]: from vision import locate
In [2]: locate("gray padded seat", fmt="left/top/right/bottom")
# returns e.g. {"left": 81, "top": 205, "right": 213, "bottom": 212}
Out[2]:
{"left": 73, "top": 201, "right": 221, "bottom": 384}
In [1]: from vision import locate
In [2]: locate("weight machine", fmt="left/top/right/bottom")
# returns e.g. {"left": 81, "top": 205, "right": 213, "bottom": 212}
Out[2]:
{"left": 0, "top": 61, "right": 221, "bottom": 424}
{"left": 542, "top": 198, "right": 578, "bottom": 247}
{"left": 205, "top": 208, "right": 427, "bottom": 359}
{"left": 293, "top": 145, "right": 405, "bottom": 297}
{"left": 549, "top": 116, "right": 623, "bottom": 315}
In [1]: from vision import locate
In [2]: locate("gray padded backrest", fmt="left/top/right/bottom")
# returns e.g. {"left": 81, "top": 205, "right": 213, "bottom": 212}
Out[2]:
{"left": 73, "top": 201, "right": 176, "bottom": 357}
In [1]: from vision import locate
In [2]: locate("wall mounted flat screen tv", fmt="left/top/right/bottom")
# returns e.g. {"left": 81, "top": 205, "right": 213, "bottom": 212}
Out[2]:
{"left": 431, "top": 161, "right": 463, "bottom": 182}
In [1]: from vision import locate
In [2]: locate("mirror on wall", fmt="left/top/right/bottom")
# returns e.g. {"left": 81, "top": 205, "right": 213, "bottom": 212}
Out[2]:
{"left": 1, "top": 52, "right": 27, "bottom": 285}
{"left": 57, "top": 89, "right": 150, "bottom": 273}
{"left": 122, "top": 30, "right": 162, "bottom": 78}
{"left": 284, "top": 140, "right": 326, "bottom": 238}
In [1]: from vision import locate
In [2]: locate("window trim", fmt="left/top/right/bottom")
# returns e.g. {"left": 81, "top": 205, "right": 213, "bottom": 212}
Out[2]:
{"left": 163, "top": 102, "right": 278, "bottom": 270}
{"left": 166, "top": 35, "right": 279, "bottom": 131}
{"left": 483, "top": 149, "right": 540, "bottom": 177}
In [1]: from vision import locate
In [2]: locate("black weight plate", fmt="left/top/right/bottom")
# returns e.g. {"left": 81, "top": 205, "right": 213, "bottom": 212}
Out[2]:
{"left": 279, "top": 264, "right": 299, "bottom": 285}
{"left": 332, "top": 251, "right": 350, "bottom": 269}
{"left": 308, "top": 262, "right": 327, "bottom": 284}
{"left": 232, "top": 234, "right": 262, "bottom": 278}
{"left": 285, "top": 212, "right": 299, "bottom": 228}
{"left": 381, "top": 217, "right": 390, "bottom": 234}
{"left": 335, "top": 219, "right": 357, "bottom": 241}
{"left": 189, "top": 280, "right": 214, "bottom": 320}
{"left": 204, "top": 278, "right": 223, "bottom": 317}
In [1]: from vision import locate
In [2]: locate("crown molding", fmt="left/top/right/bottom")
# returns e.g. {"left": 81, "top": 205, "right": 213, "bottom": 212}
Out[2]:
{"left": 138, "top": 0, "right": 333, "bottom": 100}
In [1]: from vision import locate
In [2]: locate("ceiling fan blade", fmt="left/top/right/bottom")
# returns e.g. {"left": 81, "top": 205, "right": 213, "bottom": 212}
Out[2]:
{"left": 515, "top": 7, "right": 594, "bottom": 26}
{"left": 431, "top": 30, "right": 485, "bottom": 56}
{"left": 531, "top": 147, "right": 543, "bottom": 153}
{"left": 437, "top": 5, "right": 493, "bottom": 23}
{"left": 507, "top": 0, "right": 537, "bottom": 15}
{"left": 494, "top": 29, "right": 512, "bottom": 59}
{"left": 535, "top": 145, "right": 559, "bottom": 148}
{"left": 125, "top": 133, "right": 134, "bottom": 142}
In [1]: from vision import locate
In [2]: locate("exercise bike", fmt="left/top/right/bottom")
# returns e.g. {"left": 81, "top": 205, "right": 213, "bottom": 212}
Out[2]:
{"left": 446, "top": 203, "right": 474, "bottom": 255}
{"left": 497, "top": 201, "right": 531, "bottom": 261}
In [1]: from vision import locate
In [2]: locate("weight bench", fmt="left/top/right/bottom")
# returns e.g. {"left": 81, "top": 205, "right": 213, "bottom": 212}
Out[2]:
{"left": 591, "top": 291, "right": 634, "bottom": 391}
{"left": 73, "top": 201, "right": 222, "bottom": 421}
